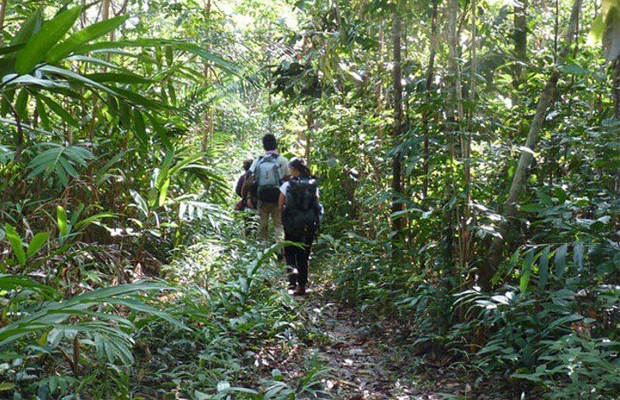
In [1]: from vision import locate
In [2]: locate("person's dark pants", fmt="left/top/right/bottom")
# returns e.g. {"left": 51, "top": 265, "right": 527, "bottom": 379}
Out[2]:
{"left": 284, "top": 232, "right": 313, "bottom": 287}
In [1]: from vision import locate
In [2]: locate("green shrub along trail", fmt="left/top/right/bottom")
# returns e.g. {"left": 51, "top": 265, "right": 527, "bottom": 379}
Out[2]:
{"left": 2, "top": 0, "right": 620, "bottom": 399}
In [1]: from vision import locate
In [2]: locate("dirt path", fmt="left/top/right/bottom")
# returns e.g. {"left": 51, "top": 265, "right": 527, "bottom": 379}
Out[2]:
{"left": 296, "top": 287, "right": 471, "bottom": 399}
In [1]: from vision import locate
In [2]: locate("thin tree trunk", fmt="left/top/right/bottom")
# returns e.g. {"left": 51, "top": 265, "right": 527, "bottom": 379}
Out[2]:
{"left": 483, "top": 0, "right": 583, "bottom": 290}
{"left": 102, "top": 0, "right": 110, "bottom": 21}
{"left": 201, "top": 0, "right": 213, "bottom": 152}
{"left": 0, "top": 0, "right": 8, "bottom": 47}
{"left": 459, "top": 0, "right": 477, "bottom": 273}
{"left": 391, "top": 1, "right": 404, "bottom": 255}
{"left": 305, "top": 105, "right": 314, "bottom": 164}
{"left": 422, "top": 0, "right": 438, "bottom": 200}
{"left": 376, "top": 23, "right": 385, "bottom": 138}
{"left": 612, "top": 59, "right": 620, "bottom": 194}
{"left": 513, "top": 0, "right": 528, "bottom": 87}
{"left": 444, "top": 0, "right": 461, "bottom": 270}
{"left": 612, "top": 60, "right": 620, "bottom": 119}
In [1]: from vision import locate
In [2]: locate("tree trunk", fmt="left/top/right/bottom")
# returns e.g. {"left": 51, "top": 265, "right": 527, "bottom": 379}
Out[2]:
{"left": 391, "top": 1, "right": 404, "bottom": 259}
{"left": 612, "top": 59, "right": 620, "bottom": 194}
{"left": 102, "top": 0, "right": 110, "bottom": 21}
{"left": 459, "top": 0, "right": 477, "bottom": 272}
{"left": 444, "top": 0, "right": 462, "bottom": 270}
{"left": 0, "top": 0, "right": 8, "bottom": 47}
{"left": 482, "top": 0, "right": 583, "bottom": 291}
{"left": 513, "top": 0, "right": 528, "bottom": 87}
{"left": 305, "top": 105, "right": 314, "bottom": 164}
{"left": 376, "top": 23, "right": 385, "bottom": 138}
{"left": 612, "top": 60, "right": 620, "bottom": 119}
{"left": 201, "top": 0, "right": 214, "bottom": 152}
{"left": 422, "top": 0, "right": 438, "bottom": 200}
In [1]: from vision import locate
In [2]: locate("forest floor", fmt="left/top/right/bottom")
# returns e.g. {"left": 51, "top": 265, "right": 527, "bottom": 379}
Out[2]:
{"left": 252, "top": 260, "right": 496, "bottom": 399}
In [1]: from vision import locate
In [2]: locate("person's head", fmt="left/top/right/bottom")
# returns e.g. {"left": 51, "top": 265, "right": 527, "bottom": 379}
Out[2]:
{"left": 289, "top": 157, "right": 311, "bottom": 177}
{"left": 243, "top": 159, "right": 253, "bottom": 171}
{"left": 262, "top": 134, "right": 277, "bottom": 151}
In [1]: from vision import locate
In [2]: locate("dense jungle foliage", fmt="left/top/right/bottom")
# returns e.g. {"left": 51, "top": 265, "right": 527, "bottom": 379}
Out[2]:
{"left": 0, "top": 0, "right": 619, "bottom": 398}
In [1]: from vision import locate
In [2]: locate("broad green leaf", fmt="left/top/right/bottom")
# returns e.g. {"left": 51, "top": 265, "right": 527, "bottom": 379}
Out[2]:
{"left": 15, "top": 7, "right": 82, "bottom": 74}
{"left": 112, "top": 86, "right": 168, "bottom": 110}
{"left": 4, "top": 224, "right": 26, "bottom": 267}
{"left": 85, "top": 72, "right": 152, "bottom": 84}
{"left": 573, "top": 243, "right": 585, "bottom": 271}
{"left": 57, "top": 206, "right": 69, "bottom": 239}
{"left": 133, "top": 110, "right": 148, "bottom": 146}
{"left": 38, "top": 94, "right": 79, "bottom": 128}
{"left": 555, "top": 244, "right": 568, "bottom": 280}
{"left": 55, "top": 163, "right": 68, "bottom": 186}
{"left": 0, "top": 383, "right": 15, "bottom": 391}
{"left": 46, "top": 15, "right": 129, "bottom": 63}
{"left": 106, "top": 298, "right": 189, "bottom": 331}
{"left": 146, "top": 113, "right": 172, "bottom": 149}
{"left": 11, "top": 10, "right": 43, "bottom": 46}
{"left": 59, "top": 157, "right": 79, "bottom": 178}
{"left": 27, "top": 232, "right": 50, "bottom": 258}
{"left": 521, "top": 203, "right": 545, "bottom": 213}
{"left": 158, "top": 179, "right": 171, "bottom": 207}
{"left": 538, "top": 246, "right": 550, "bottom": 290}
{"left": 35, "top": 98, "right": 50, "bottom": 129}
{"left": 14, "top": 89, "right": 29, "bottom": 120}
{"left": 39, "top": 65, "right": 118, "bottom": 95}
{"left": 0, "top": 275, "right": 56, "bottom": 296}
{"left": 520, "top": 250, "right": 535, "bottom": 292}
{"left": 74, "top": 212, "right": 115, "bottom": 230}
{"left": 95, "top": 151, "right": 126, "bottom": 186}
{"left": 77, "top": 39, "right": 239, "bottom": 74}
{"left": 66, "top": 55, "right": 119, "bottom": 69}
{"left": 0, "top": 44, "right": 25, "bottom": 56}
{"left": 537, "top": 191, "right": 553, "bottom": 207}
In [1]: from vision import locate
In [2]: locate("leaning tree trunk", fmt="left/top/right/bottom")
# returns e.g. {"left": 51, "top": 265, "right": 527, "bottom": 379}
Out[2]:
{"left": 482, "top": 0, "right": 582, "bottom": 291}
{"left": 391, "top": 0, "right": 404, "bottom": 258}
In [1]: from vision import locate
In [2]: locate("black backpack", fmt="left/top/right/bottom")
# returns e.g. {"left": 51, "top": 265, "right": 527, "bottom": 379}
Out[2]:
{"left": 282, "top": 176, "right": 321, "bottom": 239}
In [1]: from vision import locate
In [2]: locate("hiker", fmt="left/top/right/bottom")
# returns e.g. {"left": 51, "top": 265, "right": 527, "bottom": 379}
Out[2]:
{"left": 243, "top": 134, "right": 290, "bottom": 243}
{"left": 234, "top": 159, "right": 256, "bottom": 236}
{"left": 279, "top": 158, "right": 322, "bottom": 296}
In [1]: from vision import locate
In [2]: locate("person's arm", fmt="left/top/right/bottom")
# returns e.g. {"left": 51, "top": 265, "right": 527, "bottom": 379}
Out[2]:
{"left": 279, "top": 182, "right": 287, "bottom": 211}
{"left": 278, "top": 192, "right": 286, "bottom": 211}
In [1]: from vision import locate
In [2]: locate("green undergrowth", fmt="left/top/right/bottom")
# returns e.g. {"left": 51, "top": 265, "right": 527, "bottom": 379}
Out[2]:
{"left": 321, "top": 231, "right": 620, "bottom": 399}
{"left": 1, "top": 221, "right": 333, "bottom": 399}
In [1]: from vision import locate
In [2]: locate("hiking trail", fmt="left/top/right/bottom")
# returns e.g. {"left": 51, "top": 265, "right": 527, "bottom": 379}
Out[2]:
{"left": 251, "top": 260, "right": 483, "bottom": 399}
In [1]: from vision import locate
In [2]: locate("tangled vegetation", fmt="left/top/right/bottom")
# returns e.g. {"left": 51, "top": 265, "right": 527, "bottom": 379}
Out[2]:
{"left": 1, "top": 0, "right": 619, "bottom": 398}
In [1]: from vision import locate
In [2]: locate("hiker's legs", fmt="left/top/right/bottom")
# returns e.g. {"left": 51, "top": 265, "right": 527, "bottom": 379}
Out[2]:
{"left": 272, "top": 204, "right": 283, "bottom": 244}
{"left": 284, "top": 240, "right": 298, "bottom": 288}
{"left": 297, "top": 239, "right": 312, "bottom": 286}
{"left": 257, "top": 202, "right": 270, "bottom": 240}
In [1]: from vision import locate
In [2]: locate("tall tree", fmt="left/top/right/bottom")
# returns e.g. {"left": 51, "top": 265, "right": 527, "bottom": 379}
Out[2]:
{"left": 513, "top": 0, "right": 528, "bottom": 87}
{"left": 422, "top": 0, "right": 438, "bottom": 200}
{"left": 201, "top": 0, "right": 215, "bottom": 152}
{"left": 482, "top": 0, "right": 583, "bottom": 290}
{"left": 391, "top": 0, "right": 404, "bottom": 251}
